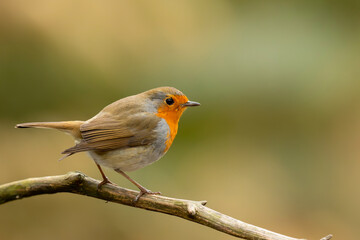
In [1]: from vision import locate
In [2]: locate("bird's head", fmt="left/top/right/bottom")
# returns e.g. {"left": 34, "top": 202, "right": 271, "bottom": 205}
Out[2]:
{"left": 144, "top": 87, "right": 200, "bottom": 124}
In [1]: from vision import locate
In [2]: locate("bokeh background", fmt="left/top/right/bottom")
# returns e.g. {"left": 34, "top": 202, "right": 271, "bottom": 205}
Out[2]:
{"left": 1, "top": 1, "right": 360, "bottom": 239}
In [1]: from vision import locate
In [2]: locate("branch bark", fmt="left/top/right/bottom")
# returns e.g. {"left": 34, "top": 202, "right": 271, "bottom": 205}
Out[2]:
{"left": 0, "top": 172, "right": 332, "bottom": 240}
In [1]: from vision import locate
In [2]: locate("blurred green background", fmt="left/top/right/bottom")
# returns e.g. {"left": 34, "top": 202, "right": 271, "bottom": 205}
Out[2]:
{"left": 1, "top": 1, "right": 359, "bottom": 239}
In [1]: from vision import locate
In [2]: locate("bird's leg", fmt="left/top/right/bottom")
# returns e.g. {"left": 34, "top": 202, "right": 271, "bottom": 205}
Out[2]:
{"left": 114, "top": 169, "right": 161, "bottom": 202}
{"left": 95, "top": 163, "right": 115, "bottom": 189}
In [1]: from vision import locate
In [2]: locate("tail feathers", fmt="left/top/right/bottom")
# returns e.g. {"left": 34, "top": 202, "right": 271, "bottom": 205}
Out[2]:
{"left": 16, "top": 122, "right": 58, "bottom": 129}
{"left": 58, "top": 152, "right": 74, "bottom": 161}
{"left": 16, "top": 121, "right": 84, "bottom": 139}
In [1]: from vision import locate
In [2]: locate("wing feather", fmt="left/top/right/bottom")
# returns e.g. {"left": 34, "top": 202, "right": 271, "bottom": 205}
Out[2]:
{"left": 62, "top": 111, "right": 160, "bottom": 155}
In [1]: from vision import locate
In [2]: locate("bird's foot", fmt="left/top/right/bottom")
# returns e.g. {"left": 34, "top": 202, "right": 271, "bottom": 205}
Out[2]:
{"left": 134, "top": 188, "right": 161, "bottom": 203}
{"left": 97, "top": 177, "right": 115, "bottom": 190}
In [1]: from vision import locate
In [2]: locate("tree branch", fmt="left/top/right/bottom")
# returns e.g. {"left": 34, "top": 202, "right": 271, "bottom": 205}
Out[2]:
{"left": 0, "top": 172, "right": 332, "bottom": 240}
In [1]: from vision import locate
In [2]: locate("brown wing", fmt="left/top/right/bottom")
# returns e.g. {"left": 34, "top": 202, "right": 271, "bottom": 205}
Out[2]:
{"left": 62, "top": 112, "right": 160, "bottom": 155}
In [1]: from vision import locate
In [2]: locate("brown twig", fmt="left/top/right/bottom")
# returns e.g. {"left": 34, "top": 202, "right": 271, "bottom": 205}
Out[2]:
{"left": 0, "top": 172, "right": 332, "bottom": 240}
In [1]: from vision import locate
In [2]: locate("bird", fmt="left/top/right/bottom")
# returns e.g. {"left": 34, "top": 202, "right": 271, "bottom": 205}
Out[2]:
{"left": 16, "top": 87, "right": 200, "bottom": 201}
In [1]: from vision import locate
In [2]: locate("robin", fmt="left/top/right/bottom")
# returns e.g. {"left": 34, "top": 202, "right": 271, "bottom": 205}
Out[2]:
{"left": 16, "top": 87, "right": 200, "bottom": 201}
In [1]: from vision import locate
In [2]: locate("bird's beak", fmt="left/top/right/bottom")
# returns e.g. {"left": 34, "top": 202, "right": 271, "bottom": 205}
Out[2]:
{"left": 182, "top": 101, "right": 200, "bottom": 107}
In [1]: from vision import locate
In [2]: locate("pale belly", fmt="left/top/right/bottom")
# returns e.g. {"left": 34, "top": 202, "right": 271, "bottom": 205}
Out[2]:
{"left": 87, "top": 118, "right": 169, "bottom": 172}
{"left": 88, "top": 145, "right": 165, "bottom": 172}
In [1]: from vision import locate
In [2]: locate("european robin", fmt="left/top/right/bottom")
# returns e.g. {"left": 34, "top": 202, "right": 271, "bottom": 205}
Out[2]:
{"left": 16, "top": 87, "right": 200, "bottom": 201}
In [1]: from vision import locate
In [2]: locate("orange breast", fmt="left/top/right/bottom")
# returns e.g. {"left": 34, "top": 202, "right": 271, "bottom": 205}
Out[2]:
{"left": 156, "top": 107, "right": 185, "bottom": 152}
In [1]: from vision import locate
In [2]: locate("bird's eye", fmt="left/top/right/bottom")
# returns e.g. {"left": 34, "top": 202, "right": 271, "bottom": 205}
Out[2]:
{"left": 166, "top": 97, "right": 174, "bottom": 105}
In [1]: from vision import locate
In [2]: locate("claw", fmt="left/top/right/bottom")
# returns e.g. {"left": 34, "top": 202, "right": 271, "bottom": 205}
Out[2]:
{"left": 97, "top": 178, "right": 115, "bottom": 190}
{"left": 114, "top": 168, "right": 161, "bottom": 203}
{"left": 134, "top": 189, "right": 161, "bottom": 203}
